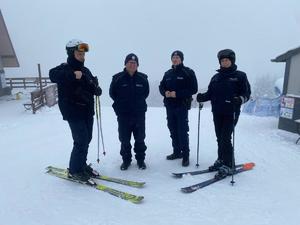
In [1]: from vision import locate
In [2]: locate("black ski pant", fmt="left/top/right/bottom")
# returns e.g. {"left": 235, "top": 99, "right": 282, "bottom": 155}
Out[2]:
{"left": 213, "top": 112, "right": 239, "bottom": 168}
{"left": 117, "top": 114, "right": 147, "bottom": 164}
{"left": 68, "top": 117, "right": 93, "bottom": 174}
{"left": 166, "top": 106, "right": 190, "bottom": 158}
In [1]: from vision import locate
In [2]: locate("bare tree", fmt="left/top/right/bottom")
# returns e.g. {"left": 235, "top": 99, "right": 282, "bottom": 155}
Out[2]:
{"left": 252, "top": 74, "right": 281, "bottom": 98}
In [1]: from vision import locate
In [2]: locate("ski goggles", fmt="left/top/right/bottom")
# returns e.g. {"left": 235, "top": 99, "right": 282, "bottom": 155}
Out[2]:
{"left": 77, "top": 43, "right": 89, "bottom": 52}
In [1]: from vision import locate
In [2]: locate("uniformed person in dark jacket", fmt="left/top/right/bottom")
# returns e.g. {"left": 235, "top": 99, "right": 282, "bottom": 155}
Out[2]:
{"left": 109, "top": 53, "right": 149, "bottom": 170}
{"left": 197, "top": 49, "right": 251, "bottom": 178}
{"left": 159, "top": 50, "right": 198, "bottom": 167}
{"left": 49, "top": 39, "right": 102, "bottom": 182}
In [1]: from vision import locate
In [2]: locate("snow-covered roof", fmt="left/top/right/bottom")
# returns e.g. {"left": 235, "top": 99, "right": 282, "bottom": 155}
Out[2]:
{"left": 271, "top": 46, "right": 300, "bottom": 62}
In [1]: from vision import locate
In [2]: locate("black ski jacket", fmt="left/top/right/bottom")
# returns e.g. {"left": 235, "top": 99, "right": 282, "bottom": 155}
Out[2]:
{"left": 159, "top": 63, "right": 198, "bottom": 109}
{"left": 49, "top": 63, "right": 100, "bottom": 121}
{"left": 109, "top": 69, "right": 149, "bottom": 116}
{"left": 199, "top": 64, "right": 251, "bottom": 114}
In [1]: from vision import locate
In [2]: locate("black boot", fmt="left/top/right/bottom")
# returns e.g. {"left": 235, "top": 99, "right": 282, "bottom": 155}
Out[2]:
{"left": 166, "top": 153, "right": 183, "bottom": 160}
{"left": 137, "top": 161, "right": 147, "bottom": 170}
{"left": 68, "top": 171, "right": 91, "bottom": 182}
{"left": 182, "top": 157, "right": 190, "bottom": 167}
{"left": 120, "top": 161, "right": 131, "bottom": 170}
{"left": 214, "top": 165, "right": 234, "bottom": 179}
{"left": 85, "top": 164, "right": 100, "bottom": 177}
{"left": 208, "top": 159, "right": 224, "bottom": 171}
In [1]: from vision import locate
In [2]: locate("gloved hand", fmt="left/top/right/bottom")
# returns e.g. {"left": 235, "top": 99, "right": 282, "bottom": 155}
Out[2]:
{"left": 92, "top": 76, "right": 99, "bottom": 86}
{"left": 199, "top": 102, "right": 204, "bottom": 110}
{"left": 95, "top": 86, "right": 102, "bottom": 96}
{"left": 232, "top": 96, "right": 242, "bottom": 105}
{"left": 196, "top": 93, "right": 205, "bottom": 103}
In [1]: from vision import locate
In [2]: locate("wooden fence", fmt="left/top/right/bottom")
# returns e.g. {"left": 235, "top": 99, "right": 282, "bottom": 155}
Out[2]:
{"left": 5, "top": 77, "right": 51, "bottom": 89}
{"left": 23, "top": 84, "right": 58, "bottom": 114}
{"left": 4, "top": 76, "right": 58, "bottom": 114}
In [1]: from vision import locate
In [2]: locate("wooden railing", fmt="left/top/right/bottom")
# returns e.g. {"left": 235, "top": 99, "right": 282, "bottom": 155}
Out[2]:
{"left": 5, "top": 77, "right": 51, "bottom": 89}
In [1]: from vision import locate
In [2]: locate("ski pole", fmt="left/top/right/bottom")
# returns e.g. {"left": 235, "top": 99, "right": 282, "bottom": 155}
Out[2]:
{"left": 97, "top": 96, "right": 106, "bottom": 156}
{"left": 95, "top": 96, "right": 100, "bottom": 163}
{"left": 196, "top": 103, "right": 203, "bottom": 167}
{"left": 231, "top": 110, "right": 236, "bottom": 185}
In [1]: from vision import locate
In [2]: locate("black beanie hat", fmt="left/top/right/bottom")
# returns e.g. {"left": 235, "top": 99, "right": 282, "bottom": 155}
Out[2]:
{"left": 171, "top": 50, "right": 184, "bottom": 62}
{"left": 124, "top": 53, "right": 139, "bottom": 66}
{"left": 217, "top": 49, "right": 236, "bottom": 64}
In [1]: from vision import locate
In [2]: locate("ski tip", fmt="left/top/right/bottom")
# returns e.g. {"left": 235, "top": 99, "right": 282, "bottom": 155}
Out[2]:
{"left": 131, "top": 197, "right": 144, "bottom": 204}
{"left": 181, "top": 187, "right": 195, "bottom": 193}
{"left": 243, "top": 162, "right": 255, "bottom": 170}
{"left": 45, "top": 166, "right": 53, "bottom": 173}
{"left": 135, "top": 196, "right": 145, "bottom": 203}
{"left": 181, "top": 188, "right": 188, "bottom": 193}
{"left": 172, "top": 173, "right": 183, "bottom": 178}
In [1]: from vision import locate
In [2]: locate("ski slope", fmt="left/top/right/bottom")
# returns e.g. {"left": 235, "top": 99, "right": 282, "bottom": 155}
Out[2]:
{"left": 1, "top": 93, "right": 300, "bottom": 225}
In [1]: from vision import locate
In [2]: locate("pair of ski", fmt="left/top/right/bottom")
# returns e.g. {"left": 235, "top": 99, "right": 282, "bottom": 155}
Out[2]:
{"left": 173, "top": 162, "right": 255, "bottom": 193}
{"left": 46, "top": 166, "right": 145, "bottom": 204}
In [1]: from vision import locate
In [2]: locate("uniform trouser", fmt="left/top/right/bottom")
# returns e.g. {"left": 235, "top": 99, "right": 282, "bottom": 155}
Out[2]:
{"left": 213, "top": 112, "right": 239, "bottom": 167}
{"left": 117, "top": 114, "right": 147, "bottom": 163}
{"left": 68, "top": 117, "right": 93, "bottom": 174}
{"left": 166, "top": 106, "right": 189, "bottom": 158}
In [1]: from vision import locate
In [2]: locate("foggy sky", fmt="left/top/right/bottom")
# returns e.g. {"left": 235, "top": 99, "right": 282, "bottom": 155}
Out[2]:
{"left": 1, "top": 0, "right": 300, "bottom": 94}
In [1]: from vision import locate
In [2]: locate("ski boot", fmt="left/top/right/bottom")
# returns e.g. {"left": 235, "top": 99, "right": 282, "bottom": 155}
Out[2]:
{"left": 208, "top": 159, "right": 224, "bottom": 171}
{"left": 85, "top": 164, "right": 100, "bottom": 178}
{"left": 166, "top": 153, "right": 183, "bottom": 160}
{"left": 214, "top": 165, "right": 234, "bottom": 179}
{"left": 137, "top": 161, "right": 147, "bottom": 170}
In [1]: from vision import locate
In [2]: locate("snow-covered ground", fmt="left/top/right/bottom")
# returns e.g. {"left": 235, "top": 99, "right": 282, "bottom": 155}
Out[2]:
{"left": 1, "top": 92, "right": 300, "bottom": 225}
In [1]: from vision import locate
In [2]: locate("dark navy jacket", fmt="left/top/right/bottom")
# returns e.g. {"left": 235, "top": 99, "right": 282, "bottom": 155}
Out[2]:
{"left": 49, "top": 63, "right": 99, "bottom": 121}
{"left": 159, "top": 64, "right": 198, "bottom": 108}
{"left": 200, "top": 64, "right": 251, "bottom": 114}
{"left": 109, "top": 69, "right": 149, "bottom": 116}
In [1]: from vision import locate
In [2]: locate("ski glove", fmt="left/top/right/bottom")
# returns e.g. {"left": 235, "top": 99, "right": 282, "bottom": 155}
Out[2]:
{"left": 95, "top": 86, "right": 102, "bottom": 96}
{"left": 91, "top": 77, "right": 102, "bottom": 96}
{"left": 232, "top": 96, "right": 242, "bottom": 105}
{"left": 196, "top": 93, "right": 205, "bottom": 103}
{"left": 199, "top": 102, "right": 204, "bottom": 110}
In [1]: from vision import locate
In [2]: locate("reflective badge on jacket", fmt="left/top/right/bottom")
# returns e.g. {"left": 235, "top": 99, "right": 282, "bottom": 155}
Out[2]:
{"left": 229, "top": 78, "right": 238, "bottom": 82}
{"left": 136, "top": 84, "right": 143, "bottom": 87}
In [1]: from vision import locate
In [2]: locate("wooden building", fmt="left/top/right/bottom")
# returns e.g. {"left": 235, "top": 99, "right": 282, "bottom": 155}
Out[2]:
{"left": 0, "top": 10, "right": 19, "bottom": 96}
{"left": 272, "top": 46, "right": 300, "bottom": 133}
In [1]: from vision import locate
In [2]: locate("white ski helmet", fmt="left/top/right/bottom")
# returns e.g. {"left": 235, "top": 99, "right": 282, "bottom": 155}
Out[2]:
{"left": 66, "top": 39, "right": 89, "bottom": 55}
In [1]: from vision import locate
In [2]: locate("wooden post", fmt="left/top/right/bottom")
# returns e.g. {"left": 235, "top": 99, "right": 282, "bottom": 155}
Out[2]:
{"left": 37, "top": 64, "right": 44, "bottom": 105}
{"left": 38, "top": 64, "right": 43, "bottom": 91}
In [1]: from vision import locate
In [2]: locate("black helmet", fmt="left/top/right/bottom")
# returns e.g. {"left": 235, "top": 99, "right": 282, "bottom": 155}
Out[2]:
{"left": 217, "top": 49, "right": 235, "bottom": 64}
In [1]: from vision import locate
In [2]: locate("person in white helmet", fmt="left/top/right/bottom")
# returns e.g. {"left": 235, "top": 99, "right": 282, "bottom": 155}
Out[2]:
{"left": 49, "top": 39, "right": 102, "bottom": 182}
